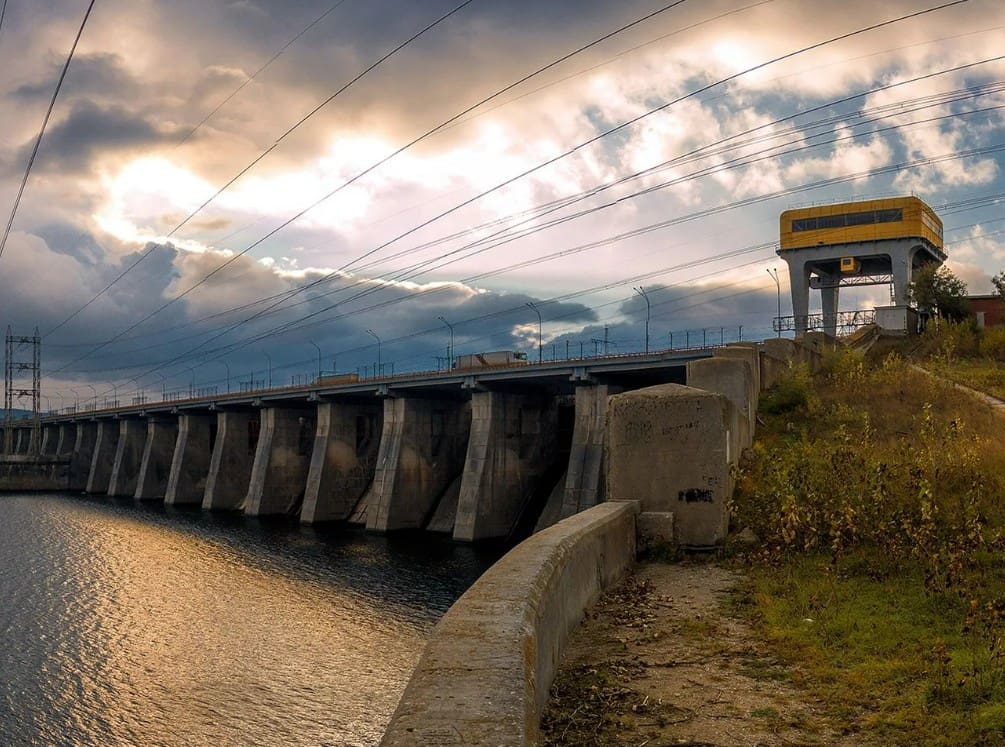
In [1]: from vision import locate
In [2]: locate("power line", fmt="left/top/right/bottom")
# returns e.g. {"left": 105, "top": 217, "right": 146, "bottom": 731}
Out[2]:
{"left": 0, "top": 0, "right": 97, "bottom": 262}
{"left": 0, "top": 0, "right": 8, "bottom": 39}
{"left": 170, "top": 0, "right": 972, "bottom": 350}
{"left": 44, "top": 0, "right": 687, "bottom": 340}
{"left": 46, "top": 1, "right": 982, "bottom": 380}
{"left": 175, "top": 0, "right": 350, "bottom": 151}
{"left": 52, "top": 71, "right": 1004, "bottom": 376}
{"left": 43, "top": 0, "right": 477, "bottom": 337}
{"left": 47, "top": 64, "right": 1005, "bottom": 373}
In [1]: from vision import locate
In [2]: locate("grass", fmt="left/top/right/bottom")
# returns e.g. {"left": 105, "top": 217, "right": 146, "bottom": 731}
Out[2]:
{"left": 730, "top": 348, "right": 1005, "bottom": 746}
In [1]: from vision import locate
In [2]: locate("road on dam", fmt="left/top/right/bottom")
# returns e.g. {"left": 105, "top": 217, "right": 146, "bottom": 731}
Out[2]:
{"left": 0, "top": 492, "right": 498, "bottom": 746}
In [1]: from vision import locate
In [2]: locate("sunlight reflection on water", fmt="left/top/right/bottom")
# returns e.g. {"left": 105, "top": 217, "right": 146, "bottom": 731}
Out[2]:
{"left": 0, "top": 493, "right": 495, "bottom": 746}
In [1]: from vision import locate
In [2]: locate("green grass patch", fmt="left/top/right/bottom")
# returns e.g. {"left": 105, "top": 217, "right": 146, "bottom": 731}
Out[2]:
{"left": 732, "top": 349, "right": 1005, "bottom": 746}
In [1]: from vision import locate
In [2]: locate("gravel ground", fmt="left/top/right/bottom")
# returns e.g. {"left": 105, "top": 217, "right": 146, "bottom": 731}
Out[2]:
{"left": 541, "top": 561, "right": 872, "bottom": 747}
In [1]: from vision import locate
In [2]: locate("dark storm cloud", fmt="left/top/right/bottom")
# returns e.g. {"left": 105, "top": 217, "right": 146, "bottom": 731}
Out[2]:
{"left": 17, "top": 100, "right": 180, "bottom": 174}
{"left": 10, "top": 52, "right": 138, "bottom": 102}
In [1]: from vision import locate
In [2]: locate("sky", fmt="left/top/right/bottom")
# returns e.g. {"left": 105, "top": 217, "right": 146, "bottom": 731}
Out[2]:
{"left": 0, "top": 0, "right": 1003, "bottom": 406}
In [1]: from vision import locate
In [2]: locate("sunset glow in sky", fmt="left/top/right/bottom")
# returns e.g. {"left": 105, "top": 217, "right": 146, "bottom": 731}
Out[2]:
{"left": 0, "top": 0, "right": 1003, "bottom": 400}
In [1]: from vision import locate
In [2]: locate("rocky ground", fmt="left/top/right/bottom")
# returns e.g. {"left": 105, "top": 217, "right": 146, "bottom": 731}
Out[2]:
{"left": 541, "top": 561, "right": 870, "bottom": 747}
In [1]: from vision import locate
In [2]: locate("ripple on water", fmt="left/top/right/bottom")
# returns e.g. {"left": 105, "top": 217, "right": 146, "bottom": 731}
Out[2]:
{"left": 0, "top": 493, "right": 496, "bottom": 746}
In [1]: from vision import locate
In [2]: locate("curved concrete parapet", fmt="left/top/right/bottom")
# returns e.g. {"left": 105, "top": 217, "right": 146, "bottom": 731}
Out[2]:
{"left": 381, "top": 499, "right": 640, "bottom": 747}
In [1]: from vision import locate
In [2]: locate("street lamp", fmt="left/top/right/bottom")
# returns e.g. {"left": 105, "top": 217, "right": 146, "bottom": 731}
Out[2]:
{"left": 151, "top": 371, "right": 167, "bottom": 400}
{"left": 526, "top": 302, "right": 542, "bottom": 364}
{"left": 309, "top": 341, "right": 322, "bottom": 380}
{"left": 367, "top": 329, "right": 381, "bottom": 376}
{"left": 263, "top": 351, "right": 272, "bottom": 388}
{"left": 218, "top": 360, "right": 231, "bottom": 393}
{"left": 437, "top": 316, "right": 454, "bottom": 368}
{"left": 633, "top": 286, "right": 651, "bottom": 353}
{"left": 85, "top": 384, "right": 96, "bottom": 410}
{"left": 767, "top": 268, "right": 781, "bottom": 338}
{"left": 68, "top": 387, "right": 80, "bottom": 410}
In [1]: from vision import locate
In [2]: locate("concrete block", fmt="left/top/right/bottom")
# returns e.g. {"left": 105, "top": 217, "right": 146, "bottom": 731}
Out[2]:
{"left": 86, "top": 421, "right": 120, "bottom": 494}
{"left": 135, "top": 419, "right": 178, "bottom": 500}
{"left": 712, "top": 344, "right": 760, "bottom": 421}
{"left": 107, "top": 419, "right": 145, "bottom": 497}
{"left": 381, "top": 501, "right": 639, "bottom": 747}
{"left": 454, "top": 392, "right": 558, "bottom": 542}
{"left": 165, "top": 414, "right": 213, "bottom": 505}
{"left": 606, "top": 384, "right": 734, "bottom": 548}
{"left": 244, "top": 407, "right": 315, "bottom": 517}
{"left": 636, "top": 511, "right": 675, "bottom": 556}
{"left": 687, "top": 357, "right": 753, "bottom": 450}
{"left": 366, "top": 397, "right": 470, "bottom": 533}
{"left": 759, "top": 338, "right": 799, "bottom": 391}
{"left": 301, "top": 401, "right": 382, "bottom": 523}
{"left": 203, "top": 411, "right": 257, "bottom": 510}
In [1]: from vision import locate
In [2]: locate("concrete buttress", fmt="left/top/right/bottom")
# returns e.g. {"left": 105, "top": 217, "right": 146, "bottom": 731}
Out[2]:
{"left": 70, "top": 423, "right": 96, "bottom": 491}
{"left": 134, "top": 419, "right": 179, "bottom": 500}
{"left": 301, "top": 401, "right": 382, "bottom": 524}
{"left": 55, "top": 423, "right": 75, "bottom": 458}
{"left": 366, "top": 397, "right": 470, "bottom": 533}
{"left": 559, "top": 384, "right": 620, "bottom": 521}
{"left": 244, "top": 408, "right": 315, "bottom": 517}
{"left": 203, "top": 412, "right": 257, "bottom": 511}
{"left": 40, "top": 425, "right": 57, "bottom": 456}
{"left": 86, "top": 421, "right": 120, "bottom": 494}
{"left": 453, "top": 391, "right": 557, "bottom": 542}
{"left": 165, "top": 415, "right": 214, "bottom": 505}
{"left": 108, "top": 420, "right": 145, "bottom": 497}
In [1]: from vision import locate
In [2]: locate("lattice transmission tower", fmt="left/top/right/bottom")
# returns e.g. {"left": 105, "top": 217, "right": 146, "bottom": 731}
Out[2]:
{"left": 4, "top": 327, "right": 41, "bottom": 455}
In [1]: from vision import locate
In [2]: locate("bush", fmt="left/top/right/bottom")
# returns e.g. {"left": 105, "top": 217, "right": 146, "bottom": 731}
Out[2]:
{"left": 760, "top": 363, "right": 813, "bottom": 414}
{"left": 922, "top": 319, "right": 980, "bottom": 361}
{"left": 979, "top": 327, "right": 1005, "bottom": 362}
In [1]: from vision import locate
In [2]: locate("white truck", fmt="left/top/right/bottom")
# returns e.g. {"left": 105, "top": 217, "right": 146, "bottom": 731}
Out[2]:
{"left": 452, "top": 351, "right": 529, "bottom": 370}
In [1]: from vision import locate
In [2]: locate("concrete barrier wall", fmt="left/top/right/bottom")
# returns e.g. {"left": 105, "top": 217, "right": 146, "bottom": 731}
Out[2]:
{"left": 381, "top": 500, "right": 640, "bottom": 747}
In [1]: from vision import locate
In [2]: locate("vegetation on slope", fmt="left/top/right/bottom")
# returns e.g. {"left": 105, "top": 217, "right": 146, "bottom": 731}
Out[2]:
{"left": 731, "top": 349, "right": 1005, "bottom": 746}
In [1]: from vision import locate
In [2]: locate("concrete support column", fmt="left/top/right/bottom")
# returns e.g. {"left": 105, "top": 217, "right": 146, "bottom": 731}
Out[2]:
{"left": 890, "top": 247, "right": 915, "bottom": 306}
{"left": 453, "top": 392, "right": 557, "bottom": 542}
{"left": 782, "top": 257, "right": 811, "bottom": 336}
{"left": 165, "top": 415, "right": 214, "bottom": 505}
{"left": 820, "top": 276, "right": 840, "bottom": 338}
{"left": 86, "top": 421, "right": 119, "bottom": 493}
{"left": 40, "top": 425, "right": 58, "bottom": 456}
{"left": 301, "top": 402, "right": 382, "bottom": 524}
{"left": 69, "top": 423, "right": 96, "bottom": 491}
{"left": 244, "top": 408, "right": 315, "bottom": 517}
{"left": 365, "top": 397, "right": 470, "bottom": 533}
{"left": 203, "top": 412, "right": 257, "bottom": 511}
{"left": 107, "top": 420, "right": 145, "bottom": 497}
{"left": 134, "top": 419, "right": 179, "bottom": 500}
{"left": 560, "top": 383, "right": 620, "bottom": 520}
{"left": 14, "top": 428, "right": 26, "bottom": 454}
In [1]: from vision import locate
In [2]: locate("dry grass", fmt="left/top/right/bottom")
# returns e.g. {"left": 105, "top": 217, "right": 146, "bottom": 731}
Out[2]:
{"left": 731, "top": 349, "right": 1005, "bottom": 746}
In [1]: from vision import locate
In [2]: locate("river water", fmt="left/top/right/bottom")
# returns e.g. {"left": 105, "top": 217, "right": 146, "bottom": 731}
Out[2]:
{"left": 0, "top": 492, "right": 498, "bottom": 746}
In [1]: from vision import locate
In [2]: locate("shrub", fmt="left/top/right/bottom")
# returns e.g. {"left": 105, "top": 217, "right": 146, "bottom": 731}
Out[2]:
{"left": 979, "top": 327, "right": 1005, "bottom": 362}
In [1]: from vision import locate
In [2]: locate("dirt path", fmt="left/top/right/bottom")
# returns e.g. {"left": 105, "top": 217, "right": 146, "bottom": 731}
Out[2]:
{"left": 541, "top": 561, "right": 869, "bottom": 747}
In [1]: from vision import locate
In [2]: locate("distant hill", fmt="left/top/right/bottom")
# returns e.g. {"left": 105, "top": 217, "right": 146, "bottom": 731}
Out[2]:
{"left": 0, "top": 409, "right": 34, "bottom": 420}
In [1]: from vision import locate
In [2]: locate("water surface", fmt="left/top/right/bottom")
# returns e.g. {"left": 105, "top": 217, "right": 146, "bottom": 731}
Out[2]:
{"left": 0, "top": 493, "right": 496, "bottom": 746}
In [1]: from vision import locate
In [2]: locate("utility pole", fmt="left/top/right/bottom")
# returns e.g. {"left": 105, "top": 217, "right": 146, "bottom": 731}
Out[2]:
{"left": 5, "top": 327, "right": 41, "bottom": 454}
{"left": 633, "top": 286, "right": 650, "bottom": 353}
{"left": 437, "top": 316, "right": 454, "bottom": 366}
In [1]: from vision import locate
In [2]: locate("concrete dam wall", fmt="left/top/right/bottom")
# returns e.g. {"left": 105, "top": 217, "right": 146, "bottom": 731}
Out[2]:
{"left": 0, "top": 339, "right": 818, "bottom": 545}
